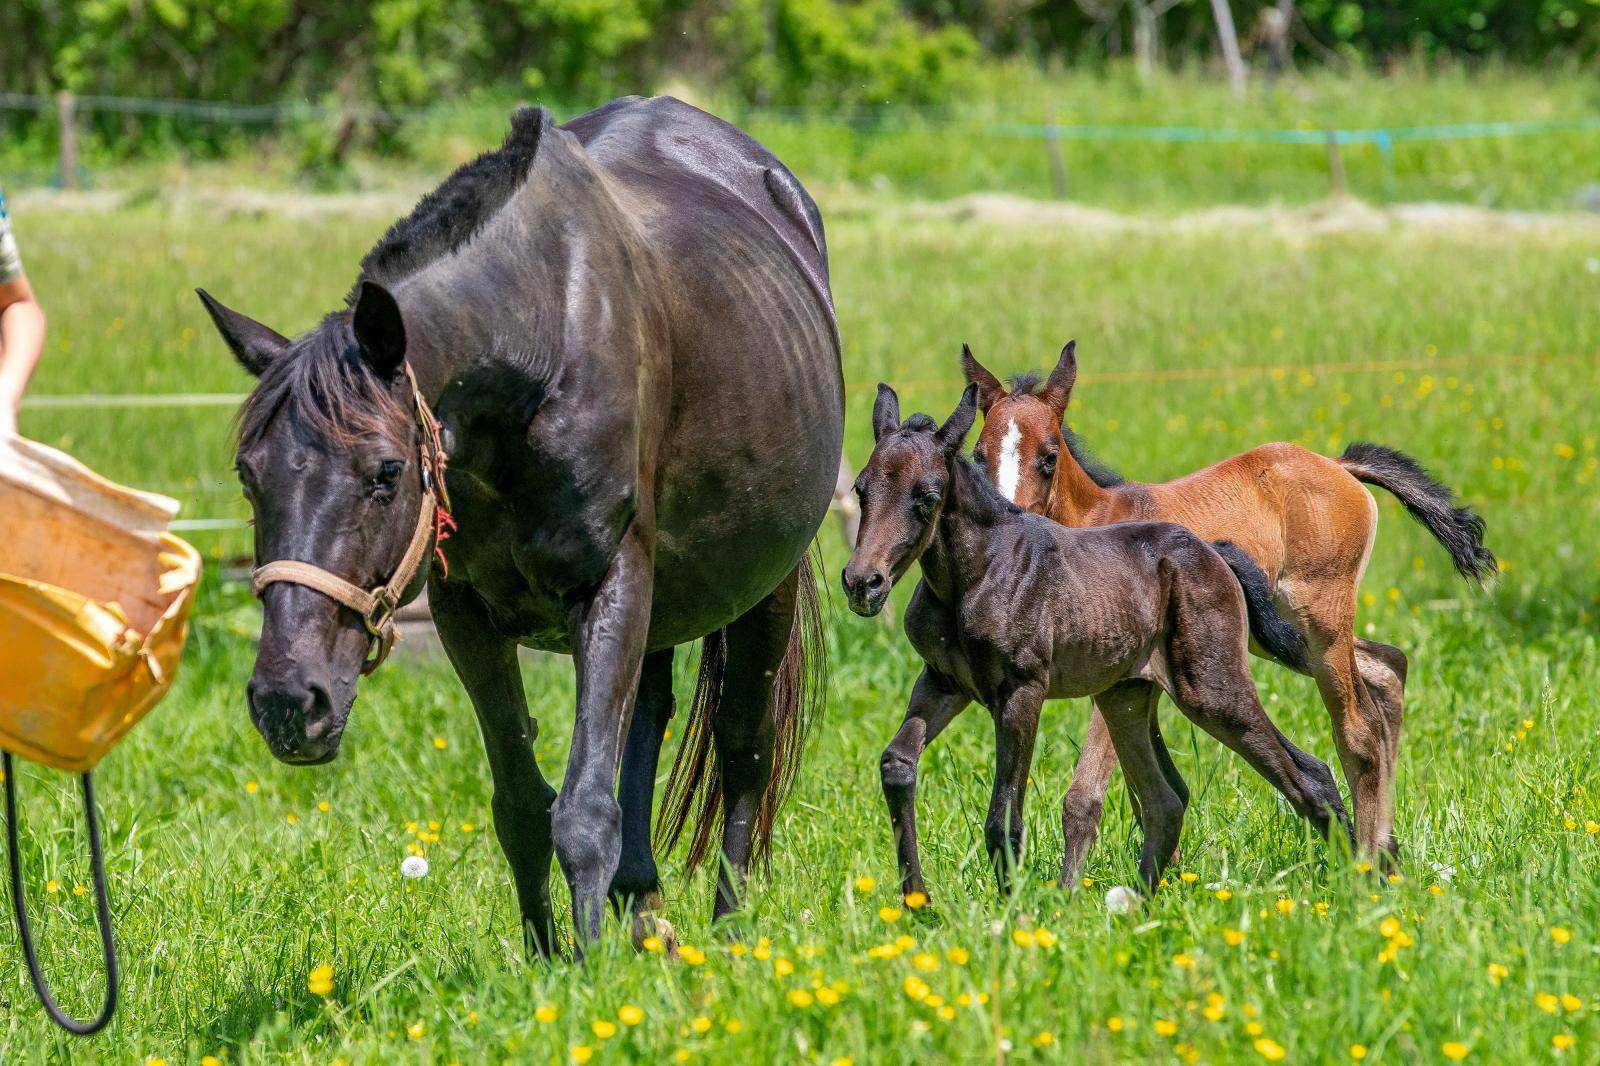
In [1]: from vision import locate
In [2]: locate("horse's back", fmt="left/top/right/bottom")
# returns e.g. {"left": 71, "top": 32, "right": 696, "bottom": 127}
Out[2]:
{"left": 563, "top": 96, "right": 832, "bottom": 318}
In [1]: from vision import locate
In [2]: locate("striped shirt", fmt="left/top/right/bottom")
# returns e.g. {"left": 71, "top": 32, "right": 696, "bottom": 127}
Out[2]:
{"left": 0, "top": 184, "right": 23, "bottom": 285}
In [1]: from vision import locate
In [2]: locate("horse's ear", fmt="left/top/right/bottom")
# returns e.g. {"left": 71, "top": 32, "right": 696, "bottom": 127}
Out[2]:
{"left": 872, "top": 383, "right": 902, "bottom": 441}
{"left": 936, "top": 383, "right": 979, "bottom": 457}
{"left": 196, "top": 289, "right": 288, "bottom": 377}
{"left": 1037, "top": 340, "right": 1078, "bottom": 419}
{"left": 353, "top": 281, "right": 407, "bottom": 379}
{"left": 959, "top": 344, "right": 1005, "bottom": 413}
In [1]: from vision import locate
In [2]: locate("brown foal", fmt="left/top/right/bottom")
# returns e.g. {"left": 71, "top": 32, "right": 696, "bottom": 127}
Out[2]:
{"left": 964, "top": 341, "right": 1496, "bottom": 868}
{"left": 841, "top": 384, "right": 1352, "bottom": 897}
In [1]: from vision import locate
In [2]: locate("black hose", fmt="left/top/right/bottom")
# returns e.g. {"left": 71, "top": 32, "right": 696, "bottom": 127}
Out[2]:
{"left": 3, "top": 750, "right": 119, "bottom": 1035}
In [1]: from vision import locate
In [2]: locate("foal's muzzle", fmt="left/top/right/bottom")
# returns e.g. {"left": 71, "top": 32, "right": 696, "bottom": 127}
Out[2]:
{"left": 842, "top": 563, "right": 892, "bottom": 617}
{"left": 247, "top": 671, "right": 345, "bottom": 765}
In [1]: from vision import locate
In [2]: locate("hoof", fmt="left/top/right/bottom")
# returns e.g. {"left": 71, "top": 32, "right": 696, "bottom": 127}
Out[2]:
{"left": 629, "top": 895, "right": 680, "bottom": 960}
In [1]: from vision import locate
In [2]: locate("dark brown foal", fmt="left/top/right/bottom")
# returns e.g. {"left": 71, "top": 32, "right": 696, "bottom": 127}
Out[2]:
{"left": 842, "top": 383, "right": 1352, "bottom": 897}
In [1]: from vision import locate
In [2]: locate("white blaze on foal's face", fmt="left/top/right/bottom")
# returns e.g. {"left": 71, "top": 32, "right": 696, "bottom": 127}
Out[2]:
{"left": 995, "top": 418, "right": 1023, "bottom": 503}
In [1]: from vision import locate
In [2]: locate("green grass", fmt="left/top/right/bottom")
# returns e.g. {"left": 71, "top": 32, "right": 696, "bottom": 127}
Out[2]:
{"left": 6, "top": 62, "right": 1600, "bottom": 210}
{"left": 4, "top": 198, "right": 1600, "bottom": 1063}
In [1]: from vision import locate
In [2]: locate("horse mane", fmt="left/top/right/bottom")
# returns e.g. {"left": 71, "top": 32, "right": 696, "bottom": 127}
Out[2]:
{"left": 235, "top": 316, "right": 407, "bottom": 449}
{"left": 951, "top": 454, "right": 1022, "bottom": 523}
{"left": 1008, "top": 370, "right": 1125, "bottom": 488}
{"left": 355, "top": 106, "right": 547, "bottom": 294}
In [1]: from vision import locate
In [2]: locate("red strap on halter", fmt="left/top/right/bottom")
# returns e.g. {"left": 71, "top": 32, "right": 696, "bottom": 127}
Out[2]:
{"left": 433, "top": 507, "right": 457, "bottom": 578}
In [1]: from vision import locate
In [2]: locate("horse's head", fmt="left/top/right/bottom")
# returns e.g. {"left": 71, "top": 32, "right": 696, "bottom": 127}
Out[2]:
{"left": 201, "top": 281, "right": 435, "bottom": 764}
{"left": 963, "top": 341, "right": 1076, "bottom": 512}
{"left": 841, "top": 382, "right": 977, "bottom": 616}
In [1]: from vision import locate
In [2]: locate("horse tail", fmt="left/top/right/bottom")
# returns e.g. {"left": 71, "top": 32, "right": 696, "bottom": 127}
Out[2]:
{"left": 1337, "top": 442, "right": 1498, "bottom": 584}
{"left": 656, "top": 548, "right": 827, "bottom": 872}
{"left": 1211, "top": 540, "right": 1311, "bottom": 674}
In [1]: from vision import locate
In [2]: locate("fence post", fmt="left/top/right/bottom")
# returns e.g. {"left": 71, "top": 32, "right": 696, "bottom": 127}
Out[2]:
{"left": 56, "top": 91, "right": 78, "bottom": 190}
{"left": 1046, "top": 116, "right": 1068, "bottom": 200}
{"left": 1324, "top": 129, "right": 1347, "bottom": 198}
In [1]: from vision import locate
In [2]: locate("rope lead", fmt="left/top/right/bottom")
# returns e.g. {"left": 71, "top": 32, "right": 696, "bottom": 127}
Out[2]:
{"left": 3, "top": 750, "right": 120, "bottom": 1035}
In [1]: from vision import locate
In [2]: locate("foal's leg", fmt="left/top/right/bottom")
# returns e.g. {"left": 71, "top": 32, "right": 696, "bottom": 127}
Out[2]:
{"left": 709, "top": 568, "right": 797, "bottom": 921}
{"left": 985, "top": 682, "right": 1046, "bottom": 896}
{"left": 881, "top": 668, "right": 970, "bottom": 900}
{"left": 609, "top": 648, "right": 677, "bottom": 951}
{"left": 1060, "top": 706, "right": 1118, "bottom": 886}
{"left": 432, "top": 583, "right": 559, "bottom": 958}
{"left": 1095, "top": 680, "right": 1186, "bottom": 890}
{"left": 1355, "top": 637, "right": 1408, "bottom": 863}
{"left": 1307, "top": 627, "right": 1395, "bottom": 860}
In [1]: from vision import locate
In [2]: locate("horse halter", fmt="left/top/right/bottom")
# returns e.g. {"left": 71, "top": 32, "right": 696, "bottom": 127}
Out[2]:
{"left": 249, "top": 365, "right": 453, "bottom": 675}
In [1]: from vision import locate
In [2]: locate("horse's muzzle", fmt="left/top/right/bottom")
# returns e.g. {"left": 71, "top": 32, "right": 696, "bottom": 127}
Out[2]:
{"left": 247, "top": 674, "right": 345, "bottom": 765}
{"left": 841, "top": 564, "right": 892, "bottom": 618}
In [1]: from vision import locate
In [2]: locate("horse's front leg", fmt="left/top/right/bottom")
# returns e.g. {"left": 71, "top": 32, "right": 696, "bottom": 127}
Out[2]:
{"left": 985, "top": 681, "right": 1046, "bottom": 896}
{"left": 554, "top": 533, "right": 653, "bottom": 950}
{"left": 432, "top": 583, "right": 559, "bottom": 958}
{"left": 880, "top": 667, "right": 970, "bottom": 902}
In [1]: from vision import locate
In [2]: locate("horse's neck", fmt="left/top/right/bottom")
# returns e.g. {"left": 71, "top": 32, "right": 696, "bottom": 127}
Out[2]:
{"left": 1050, "top": 446, "right": 1115, "bottom": 525}
{"left": 922, "top": 462, "right": 1001, "bottom": 599}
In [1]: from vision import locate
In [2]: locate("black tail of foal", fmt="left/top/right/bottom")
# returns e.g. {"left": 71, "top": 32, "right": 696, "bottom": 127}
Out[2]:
{"left": 1212, "top": 540, "right": 1311, "bottom": 674}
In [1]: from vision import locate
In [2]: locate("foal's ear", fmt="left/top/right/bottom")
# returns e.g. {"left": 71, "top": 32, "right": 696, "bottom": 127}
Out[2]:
{"left": 959, "top": 344, "right": 1006, "bottom": 413}
{"left": 353, "top": 281, "right": 408, "bottom": 379}
{"left": 1037, "top": 339, "right": 1078, "bottom": 419}
{"left": 936, "top": 383, "right": 979, "bottom": 457}
{"left": 872, "top": 383, "right": 902, "bottom": 441}
{"left": 196, "top": 289, "right": 289, "bottom": 377}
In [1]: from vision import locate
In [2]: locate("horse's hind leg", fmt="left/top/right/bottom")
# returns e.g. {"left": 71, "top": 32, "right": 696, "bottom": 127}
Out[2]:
{"left": 708, "top": 568, "right": 799, "bottom": 921}
{"left": 1307, "top": 628, "right": 1396, "bottom": 860}
{"left": 1356, "top": 637, "right": 1408, "bottom": 863}
{"left": 609, "top": 648, "right": 678, "bottom": 953}
{"left": 1060, "top": 707, "right": 1118, "bottom": 886}
{"left": 1165, "top": 568, "right": 1353, "bottom": 845}
{"left": 432, "top": 584, "right": 559, "bottom": 958}
{"left": 1094, "top": 681, "right": 1184, "bottom": 890}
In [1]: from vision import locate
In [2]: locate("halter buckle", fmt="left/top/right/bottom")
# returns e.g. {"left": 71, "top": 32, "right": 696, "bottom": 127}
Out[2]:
{"left": 363, "top": 588, "right": 399, "bottom": 639}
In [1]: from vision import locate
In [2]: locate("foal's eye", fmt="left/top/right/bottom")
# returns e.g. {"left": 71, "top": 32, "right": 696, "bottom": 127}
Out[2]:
{"left": 366, "top": 459, "right": 405, "bottom": 499}
{"left": 913, "top": 491, "right": 941, "bottom": 519}
{"left": 1038, "top": 450, "right": 1058, "bottom": 475}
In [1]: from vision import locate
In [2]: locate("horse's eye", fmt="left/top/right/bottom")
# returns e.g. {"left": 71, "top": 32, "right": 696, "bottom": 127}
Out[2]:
{"left": 1038, "top": 450, "right": 1057, "bottom": 475}
{"left": 366, "top": 459, "right": 405, "bottom": 499}
{"left": 913, "top": 491, "right": 941, "bottom": 519}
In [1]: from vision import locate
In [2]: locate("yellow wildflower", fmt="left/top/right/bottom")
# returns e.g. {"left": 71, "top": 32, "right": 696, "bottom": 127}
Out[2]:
{"left": 1107, "top": 1016, "right": 1125, "bottom": 1032}
{"left": 1035, "top": 929, "right": 1057, "bottom": 948}
{"left": 1223, "top": 929, "right": 1245, "bottom": 947}
{"left": 642, "top": 935, "right": 665, "bottom": 954}
{"left": 1012, "top": 928, "right": 1036, "bottom": 948}
{"left": 1350, "top": 1045, "right": 1368, "bottom": 1060}
{"left": 1553, "top": 1034, "right": 1576, "bottom": 1051}
{"left": 788, "top": 989, "right": 814, "bottom": 1007}
{"left": 773, "top": 957, "right": 795, "bottom": 976}
{"left": 535, "top": 1004, "right": 558, "bottom": 1023}
{"left": 817, "top": 987, "right": 840, "bottom": 1006}
{"left": 619, "top": 1004, "right": 644, "bottom": 1026}
{"left": 904, "top": 890, "right": 928, "bottom": 909}
{"left": 1561, "top": 993, "right": 1582, "bottom": 1012}
{"left": 1487, "top": 963, "right": 1509, "bottom": 986}
{"left": 1254, "top": 1038, "right": 1286, "bottom": 1061}
{"left": 912, "top": 952, "right": 938, "bottom": 972}
{"left": 1154, "top": 1019, "right": 1178, "bottom": 1036}
{"left": 245, "top": 781, "right": 259, "bottom": 794}
{"left": 853, "top": 876, "right": 876, "bottom": 892}
{"left": 407, "top": 1021, "right": 425, "bottom": 1039}
{"left": 1215, "top": 889, "right": 1233, "bottom": 901}
{"left": 307, "top": 963, "right": 334, "bottom": 997}
{"left": 571, "top": 1048, "right": 593, "bottom": 1064}
{"left": 1551, "top": 927, "right": 1572, "bottom": 944}
{"left": 1032, "top": 1032, "right": 1055, "bottom": 1047}
{"left": 946, "top": 947, "right": 969, "bottom": 965}
{"left": 725, "top": 1019, "right": 744, "bottom": 1032}
{"left": 1275, "top": 898, "right": 1295, "bottom": 915}
{"left": 433, "top": 736, "right": 447, "bottom": 750}
{"left": 878, "top": 906, "right": 902, "bottom": 923}
{"left": 681, "top": 945, "right": 707, "bottom": 965}
{"left": 1442, "top": 1042, "right": 1468, "bottom": 1060}
{"left": 690, "top": 1016, "right": 712, "bottom": 1034}
{"left": 1180, "top": 871, "right": 1198, "bottom": 883}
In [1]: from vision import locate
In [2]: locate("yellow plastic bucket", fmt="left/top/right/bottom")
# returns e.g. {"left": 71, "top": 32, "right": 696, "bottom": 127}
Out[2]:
{"left": 0, "top": 435, "right": 201, "bottom": 1034}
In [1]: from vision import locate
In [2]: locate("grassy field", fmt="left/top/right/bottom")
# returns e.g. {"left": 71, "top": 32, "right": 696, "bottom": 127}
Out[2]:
{"left": 3, "top": 195, "right": 1600, "bottom": 1064}
{"left": 6, "top": 63, "right": 1600, "bottom": 210}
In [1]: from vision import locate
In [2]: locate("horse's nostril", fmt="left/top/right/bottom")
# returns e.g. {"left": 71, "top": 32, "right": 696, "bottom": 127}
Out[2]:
{"left": 865, "top": 573, "right": 885, "bottom": 591}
